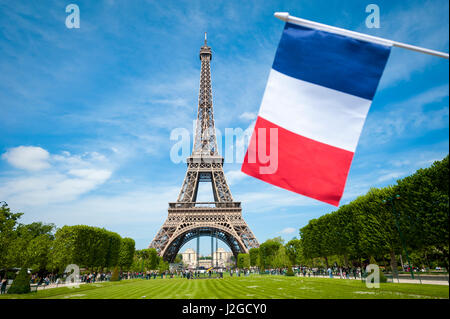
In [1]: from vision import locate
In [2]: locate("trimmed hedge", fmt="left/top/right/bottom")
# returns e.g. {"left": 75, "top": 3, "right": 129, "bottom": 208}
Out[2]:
{"left": 50, "top": 225, "right": 135, "bottom": 271}
{"left": 7, "top": 268, "right": 30, "bottom": 294}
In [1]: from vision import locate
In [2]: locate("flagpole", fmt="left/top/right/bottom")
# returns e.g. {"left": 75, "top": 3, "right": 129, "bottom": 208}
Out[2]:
{"left": 274, "top": 12, "right": 449, "bottom": 59}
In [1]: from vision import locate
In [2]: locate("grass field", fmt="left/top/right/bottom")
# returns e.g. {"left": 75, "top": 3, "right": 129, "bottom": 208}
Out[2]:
{"left": 1, "top": 275, "right": 448, "bottom": 299}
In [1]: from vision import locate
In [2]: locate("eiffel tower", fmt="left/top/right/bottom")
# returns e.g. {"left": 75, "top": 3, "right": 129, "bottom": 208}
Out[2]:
{"left": 149, "top": 34, "right": 259, "bottom": 263}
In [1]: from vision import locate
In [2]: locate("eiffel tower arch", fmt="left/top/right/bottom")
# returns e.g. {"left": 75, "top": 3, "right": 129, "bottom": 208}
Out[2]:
{"left": 149, "top": 34, "right": 259, "bottom": 263}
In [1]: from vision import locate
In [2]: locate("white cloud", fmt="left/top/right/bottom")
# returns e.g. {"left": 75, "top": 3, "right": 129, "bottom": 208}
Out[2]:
{"left": 0, "top": 146, "right": 112, "bottom": 206}
{"left": 239, "top": 112, "right": 257, "bottom": 121}
{"left": 226, "top": 169, "right": 247, "bottom": 185}
{"left": 390, "top": 159, "right": 411, "bottom": 168}
{"left": 0, "top": 171, "right": 111, "bottom": 205}
{"left": 68, "top": 168, "right": 111, "bottom": 180}
{"left": 18, "top": 186, "right": 179, "bottom": 226}
{"left": 280, "top": 227, "right": 296, "bottom": 234}
{"left": 2, "top": 146, "right": 50, "bottom": 171}
{"left": 376, "top": 171, "right": 407, "bottom": 183}
{"left": 152, "top": 98, "right": 189, "bottom": 108}
{"left": 362, "top": 84, "right": 449, "bottom": 146}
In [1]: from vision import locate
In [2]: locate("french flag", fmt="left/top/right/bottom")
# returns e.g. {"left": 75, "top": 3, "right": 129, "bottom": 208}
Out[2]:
{"left": 241, "top": 22, "right": 391, "bottom": 206}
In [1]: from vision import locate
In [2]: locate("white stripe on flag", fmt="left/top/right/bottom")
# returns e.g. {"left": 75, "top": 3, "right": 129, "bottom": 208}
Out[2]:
{"left": 258, "top": 69, "right": 372, "bottom": 152}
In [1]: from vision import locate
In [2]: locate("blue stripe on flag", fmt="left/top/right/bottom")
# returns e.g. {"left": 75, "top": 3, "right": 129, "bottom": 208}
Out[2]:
{"left": 272, "top": 23, "right": 391, "bottom": 100}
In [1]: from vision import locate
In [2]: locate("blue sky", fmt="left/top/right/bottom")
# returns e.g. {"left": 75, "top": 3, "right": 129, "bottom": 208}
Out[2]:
{"left": 0, "top": 0, "right": 448, "bottom": 254}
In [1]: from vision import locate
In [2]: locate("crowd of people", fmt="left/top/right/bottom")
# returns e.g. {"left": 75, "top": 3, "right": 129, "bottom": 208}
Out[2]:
{"left": 247, "top": 266, "right": 365, "bottom": 279}
{"left": 2, "top": 263, "right": 428, "bottom": 294}
{"left": 297, "top": 266, "right": 363, "bottom": 279}
{"left": 0, "top": 267, "right": 247, "bottom": 293}
{"left": 120, "top": 269, "right": 226, "bottom": 280}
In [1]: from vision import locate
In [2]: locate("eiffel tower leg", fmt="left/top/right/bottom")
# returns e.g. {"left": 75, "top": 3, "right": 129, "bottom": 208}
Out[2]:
{"left": 197, "top": 235, "right": 200, "bottom": 268}
{"left": 177, "top": 170, "right": 199, "bottom": 203}
{"left": 211, "top": 170, "right": 233, "bottom": 202}
{"left": 210, "top": 232, "right": 213, "bottom": 268}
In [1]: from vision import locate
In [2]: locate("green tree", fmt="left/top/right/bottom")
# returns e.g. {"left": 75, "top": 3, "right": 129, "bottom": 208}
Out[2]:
{"left": 328, "top": 206, "right": 360, "bottom": 267}
{"left": 158, "top": 259, "right": 169, "bottom": 273}
{"left": 7, "top": 222, "right": 55, "bottom": 270}
{"left": 395, "top": 156, "right": 449, "bottom": 269}
{"left": 0, "top": 203, "right": 23, "bottom": 271}
{"left": 355, "top": 187, "right": 402, "bottom": 276}
{"left": 25, "top": 230, "right": 54, "bottom": 271}
{"left": 148, "top": 248, "right": 160, "bottom": 270}
{"left": 7, "top": 268, "right": 30, "bottom": 294}
{"left": 49, "top": 226, "right": 78, "bottom": 271}
{"left": 273, "top": 245, "right": 290, "bottom": 268}
{"left": 285, "top": 239, "right": 303, "bottom": 266}
{"left": 300, "top": 217, "right": 334, "bottom": 268}
{"left": 118, "top": 238, "right": 135, "bottom": 270}
{"left": 249, "top": 248, "right": 260, "bottom": 267}
{"left": 259, "top": 238, "right": 283, "bottom": 269}
{"left": 134, "top": 248, "right": 160, "bottom": 271}
{"left": 131, "top": 255, "right": 143, "bottom": 272}
{"left": 50, "top": 225, "right": 124, "bottom": 271}
{"left": 174, "top": 254, "right": 183, "bottom": 264}
{"left": 104, "top": 230, "right": 122, "bottom": 268}
{"left": 237, "top": 253, "right": 250, "bottom": 269}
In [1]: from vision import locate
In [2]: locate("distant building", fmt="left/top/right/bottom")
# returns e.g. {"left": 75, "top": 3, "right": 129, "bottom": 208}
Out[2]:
{"left": 181, "top": 247, "right": 234, "bottom": 269}
{"left": 181, "top": 248, "right": 197, "bottom": 269}
{"left": 212, "top": 248, "right": 233, "bottom": 268}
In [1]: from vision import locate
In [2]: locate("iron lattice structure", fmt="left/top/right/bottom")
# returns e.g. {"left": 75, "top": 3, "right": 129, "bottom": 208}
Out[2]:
{"left": 149, "top": 36, "right": 259, "bottom": 262}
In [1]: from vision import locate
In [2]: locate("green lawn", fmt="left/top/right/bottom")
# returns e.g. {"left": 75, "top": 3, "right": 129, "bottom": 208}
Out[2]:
{"left": 1, "top": 275, "right": 448, "bottom": 299}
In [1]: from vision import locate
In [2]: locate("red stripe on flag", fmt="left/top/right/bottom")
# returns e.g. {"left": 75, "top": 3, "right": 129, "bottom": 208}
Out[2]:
{"left": 241, "top": 116, "right": 354, "bottom": 206}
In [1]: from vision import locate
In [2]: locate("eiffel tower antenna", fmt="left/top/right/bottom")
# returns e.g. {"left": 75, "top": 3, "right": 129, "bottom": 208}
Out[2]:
{"left": 149, "top": 36, "right": 259, "bottom": 263}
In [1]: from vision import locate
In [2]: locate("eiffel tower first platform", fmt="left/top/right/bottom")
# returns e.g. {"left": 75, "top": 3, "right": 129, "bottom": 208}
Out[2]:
{"left": 149, "top": 35, "right": 259, "bottom": 262}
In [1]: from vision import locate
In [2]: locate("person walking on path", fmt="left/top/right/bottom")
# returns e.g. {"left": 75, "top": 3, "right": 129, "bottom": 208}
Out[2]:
{"left": 1, "top": 278, "right": 7, "bottom": 294}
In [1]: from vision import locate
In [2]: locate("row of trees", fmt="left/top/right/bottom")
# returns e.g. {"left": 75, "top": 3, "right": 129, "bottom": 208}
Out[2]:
{"left": 0, "top": 205, "right": 135, "bottom": 275}
{"left": 299, "top": 155, "right": 449, "bottom": 273}
{"left": 236, "top": 237, "right": 298, "bottom": 270}
{"left": 127, "top": 248, "right": 177, "bottom": 273}
{"left": 235, "top": 156, "right": 448, "bottom": 273}
{"left": 51, "top": 225, "right": 135, "bottom": 271}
